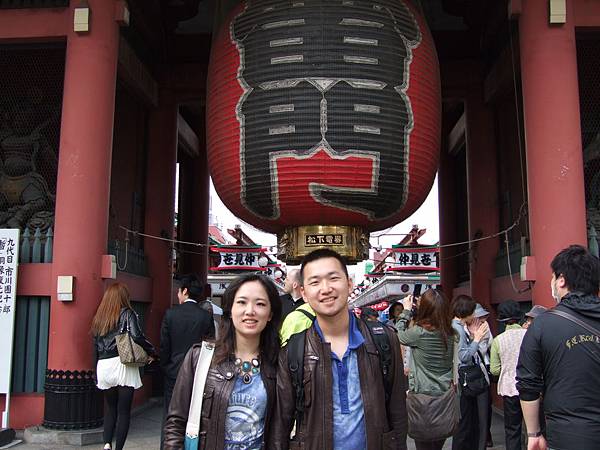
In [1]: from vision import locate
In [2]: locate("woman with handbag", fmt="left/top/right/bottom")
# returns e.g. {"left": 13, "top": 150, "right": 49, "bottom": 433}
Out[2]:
{"left": 451, "top": 295, "right": 491, "bottom": 450}
{"left": 396, "top": 289, "right": 458, "bottom": 450}
{"left": 91, "top": 282, "right": 155, "bottom": 450}
{"left": 163, "top": 273, "right": 282, "bottom": 450}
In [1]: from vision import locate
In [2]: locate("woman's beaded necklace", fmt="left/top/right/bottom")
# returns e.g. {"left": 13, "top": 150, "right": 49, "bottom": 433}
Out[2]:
{"left": 234, "top": 357, "right": 260, "bottom": 384}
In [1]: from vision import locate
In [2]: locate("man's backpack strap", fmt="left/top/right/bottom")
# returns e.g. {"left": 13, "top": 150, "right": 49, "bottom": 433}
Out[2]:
{"left": 287, "top": 329, "right": 308, "bottom": 428}
{"left": 362, "top": 319, "right": 393, "bottom": 403}
{"left": 547, "top": 309, "right": 600, "bottom": 336}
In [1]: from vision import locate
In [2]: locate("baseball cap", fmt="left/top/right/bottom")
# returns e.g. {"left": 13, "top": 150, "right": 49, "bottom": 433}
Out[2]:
{"left": 525, "top": 305, "right": 547, "bottom": 319}
{"left": 473, "top": 303, "right": 490, "bottom": 318}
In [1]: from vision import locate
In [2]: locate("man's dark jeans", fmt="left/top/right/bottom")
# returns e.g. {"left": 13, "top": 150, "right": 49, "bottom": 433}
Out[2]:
{"left": 502, "top": 395, "right": 523, "bottom": 450}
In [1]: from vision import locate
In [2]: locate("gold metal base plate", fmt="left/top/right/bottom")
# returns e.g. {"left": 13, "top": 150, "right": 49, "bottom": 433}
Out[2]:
{"left": 277, "top": 225, "right": 369, "bottom": 264}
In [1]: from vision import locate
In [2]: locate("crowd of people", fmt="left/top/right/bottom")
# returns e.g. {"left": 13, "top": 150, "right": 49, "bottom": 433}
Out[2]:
{"left": 89, "top": 244, "right": 600, "bottom": 450}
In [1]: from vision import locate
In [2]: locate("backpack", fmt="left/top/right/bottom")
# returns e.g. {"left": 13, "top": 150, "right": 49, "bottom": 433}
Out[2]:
{"left": 287, "top": 311, "right": 394, "bottom": 427}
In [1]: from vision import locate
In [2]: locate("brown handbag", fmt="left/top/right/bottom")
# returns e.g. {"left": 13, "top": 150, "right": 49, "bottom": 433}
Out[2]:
{"left": 115, "top": 313, "right": 149, "bottom": 367}
{"left": 406, "top": 385, "right": 460, "bottom": 441}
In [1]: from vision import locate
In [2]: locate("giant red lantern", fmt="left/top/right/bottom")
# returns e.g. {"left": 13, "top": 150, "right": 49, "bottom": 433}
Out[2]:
{"left": 207, "top": 0, "right": 440, "bottom": 263}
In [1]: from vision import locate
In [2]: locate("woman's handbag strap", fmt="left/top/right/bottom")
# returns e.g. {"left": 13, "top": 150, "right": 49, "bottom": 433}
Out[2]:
{"left": 185, "top": 342, "right": 215, "bottom": 439}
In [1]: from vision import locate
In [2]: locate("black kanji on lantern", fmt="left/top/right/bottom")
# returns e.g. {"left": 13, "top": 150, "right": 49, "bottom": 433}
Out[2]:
{"left": 233, "top": 0, "right": 421, "bottom": 219}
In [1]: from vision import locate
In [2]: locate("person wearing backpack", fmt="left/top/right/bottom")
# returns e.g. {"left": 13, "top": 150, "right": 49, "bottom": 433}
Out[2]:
{"left": 269, "top": 248, "right": 408, "bottom": 450}
{"left": 396, "top": 289, "right": 458, "bottom": 450}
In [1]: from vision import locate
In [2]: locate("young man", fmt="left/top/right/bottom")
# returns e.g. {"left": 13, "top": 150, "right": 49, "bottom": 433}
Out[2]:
{"left": 489, "top": 300, "right": 526, "bottom": 450}
{"left": 517, "top": 245, "right": 600, "bottom": 450}
{"left": 269, "top": 249, "right": 408, "bottom": 450}
{"left": 160, "top": 275, "right": 214, "bottom": 446}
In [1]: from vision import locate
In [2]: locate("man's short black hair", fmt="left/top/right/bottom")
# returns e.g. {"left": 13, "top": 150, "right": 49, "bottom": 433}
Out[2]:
{"left": 178, "top": 273, "right": 205, "bottom": 298}
{"left": 299, "top": 248, "right": 349, "bottom": 285}
{"left": 453, "top": 294, "right": 476, "bottom": 319}
{"left": 551, "top": 245, "right": 600, "bottom": 296}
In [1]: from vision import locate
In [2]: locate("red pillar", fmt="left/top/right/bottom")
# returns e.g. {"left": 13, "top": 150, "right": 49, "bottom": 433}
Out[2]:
{"left": 143, "top": 95, "right": 178, "bottom": 348}
{"left": 189, "top": 149, "right": 210, "bottom": 283}
{"left": 49, "top": 0, "right": 119, "bottom": 370}
{"left": 465, "top": 85, "right": 499, "bottom": 313}
{"left": 519, "top": 1, "right": 587, "bottom": 307}
{"left": 439, "top": 129, "right": 458, "bottom": 301}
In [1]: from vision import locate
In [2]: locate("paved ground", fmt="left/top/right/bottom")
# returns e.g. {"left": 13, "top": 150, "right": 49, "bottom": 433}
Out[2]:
{"left": 9, "top": 398, "right": 509, "bottom": 450}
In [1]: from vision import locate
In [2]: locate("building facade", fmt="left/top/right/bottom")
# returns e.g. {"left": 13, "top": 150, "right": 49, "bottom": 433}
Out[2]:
{"left": 0, "top": 0, "right": 598, "bottom": 430}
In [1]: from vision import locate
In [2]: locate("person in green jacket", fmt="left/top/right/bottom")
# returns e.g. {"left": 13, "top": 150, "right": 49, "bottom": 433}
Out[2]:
{"left": 396, "top": 289, "right": 457, "bottom": 450}
{"left": 279, "top": 302, "right": 315, "bottom": 346}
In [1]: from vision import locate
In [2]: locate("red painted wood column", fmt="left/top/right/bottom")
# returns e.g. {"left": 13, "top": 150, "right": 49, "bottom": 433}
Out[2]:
{"left": 438, "top": 128, "right": 458, "bottom": 301}
{"left": 49, "top": 0, "right": 119, "bottom": 370}
{"left": 519, "top": 0, "right": 587, "bottom": 307}
{"left": 465, "top": 83, "right": 500, "bottom": 314}
{"left": 189, "top": 150, "right": 210, "bottom": 283}
{"left": 143, "top": 93, "right": 178, "bottom": 349}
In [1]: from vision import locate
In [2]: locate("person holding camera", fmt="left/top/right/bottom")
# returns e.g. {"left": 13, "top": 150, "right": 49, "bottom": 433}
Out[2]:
{"left": 396, "top": 289, "right": 457, "bottom": 450}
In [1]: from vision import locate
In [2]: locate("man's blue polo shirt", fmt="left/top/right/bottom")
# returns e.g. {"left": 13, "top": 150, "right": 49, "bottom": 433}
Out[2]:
{"left": 314, "top": 311, "right": 367, "bottom": 450}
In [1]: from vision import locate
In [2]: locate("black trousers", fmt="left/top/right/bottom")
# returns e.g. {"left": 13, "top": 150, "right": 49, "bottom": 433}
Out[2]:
{"left": 161, "top": 376, "right": 176, "bottom": 449}
{"left": 103, "top": 386, "right": 135, "bottom": 450}
{"left": 503, "top": 395, "right": 523, "bottom": 450}
{"left": 452, "top": 389, "right": 489, "bottom": 450}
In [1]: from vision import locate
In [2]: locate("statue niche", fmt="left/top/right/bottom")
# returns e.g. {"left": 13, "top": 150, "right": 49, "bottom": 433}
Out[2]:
{"left": 0, "top": 93, "right": 58, "bottom": 232}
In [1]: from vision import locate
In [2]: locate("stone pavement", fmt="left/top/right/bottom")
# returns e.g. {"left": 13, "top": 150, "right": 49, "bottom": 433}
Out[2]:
{"left": 10, "top": 398, "right": 509, "bottom": 450}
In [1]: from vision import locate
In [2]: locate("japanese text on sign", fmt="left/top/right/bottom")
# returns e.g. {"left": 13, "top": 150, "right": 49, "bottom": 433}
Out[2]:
{"left": 0, "top": 228, "right": 20, "bottom": 395}
{"left": 391, "top": 248, "right": 440, "bottom": 271}
{"left": 215, "top": 252, "right": 261, "bottom": 270}
{"left": 305, "top": 234, "right": 344, "bottom": 246}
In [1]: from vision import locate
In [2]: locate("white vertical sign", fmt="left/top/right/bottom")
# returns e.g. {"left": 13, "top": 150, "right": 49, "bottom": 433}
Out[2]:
{"left": 0, "top": 229, "right": 19, "bottom": 428}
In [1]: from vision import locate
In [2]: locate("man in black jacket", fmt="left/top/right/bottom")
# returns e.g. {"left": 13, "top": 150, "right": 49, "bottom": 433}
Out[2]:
{"left": 516, "top": 244, "right": 600, "bottom": 450}
{"left": 279, "top": 268, "right": 305, "bottom": 320}
{"left": 160, "top": 275, "right": 214, "bottom": 446}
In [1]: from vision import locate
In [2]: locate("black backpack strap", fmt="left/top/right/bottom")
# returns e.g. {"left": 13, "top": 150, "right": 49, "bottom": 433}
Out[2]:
{"left": 362, "top": 319, "right": 393, "bottom": 403}
{"left": 297, "top": 308, "right": 316, "bottom": 321}
{"left": 287, "top": 329, "right": 308, "bottom": 428}
{"left": 547, "top": 309, "right": 600, "bottom": 336}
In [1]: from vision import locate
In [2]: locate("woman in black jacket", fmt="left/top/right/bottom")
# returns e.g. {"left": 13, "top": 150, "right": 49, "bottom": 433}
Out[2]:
{"left": 91, "top": 282, "right": 155, "bottom": 450}
{"left": 163, "top": 274, "right": 282, "bottom": 449}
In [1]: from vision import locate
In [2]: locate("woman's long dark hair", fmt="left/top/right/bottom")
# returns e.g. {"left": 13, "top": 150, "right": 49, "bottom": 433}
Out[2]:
{"left": 415, "top": 289, "right": 454, "bottom": 349}
{"left": 213, "top": 274, "right": 282, "bottom": 366}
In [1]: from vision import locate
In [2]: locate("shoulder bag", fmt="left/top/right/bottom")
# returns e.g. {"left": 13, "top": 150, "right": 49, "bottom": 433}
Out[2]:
{"left": 457, "top": 328, "right": 489, "bottom": 397}
{"left": 184, "top": 341, "right": 215, "bottom": 450}
{"left": 115, "top": 311, "right": 149, "bottom": 367}
{"left": 406, "top": 339, "right": 460, "bottom": 441}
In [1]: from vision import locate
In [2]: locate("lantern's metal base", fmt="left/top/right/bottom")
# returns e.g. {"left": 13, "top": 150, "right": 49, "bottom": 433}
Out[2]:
{"left": 277, "top": 225, "right": 369, "bottom": 264}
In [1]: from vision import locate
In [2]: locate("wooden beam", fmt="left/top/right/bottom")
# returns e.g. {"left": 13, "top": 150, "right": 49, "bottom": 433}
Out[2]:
{"left": 178, "top": 112, "right": 200, "bottom": 157}
{"left": 117, "top": 35, "right": 159, "bottom": 106}
{"left": 448, "top": 111, "right": 466, "bottom": 156}
{"left": 484, "top": 42, "right": 519, "bottom": 104}
{"left": 0, "top": 6, "right": 69, "bottom": 40}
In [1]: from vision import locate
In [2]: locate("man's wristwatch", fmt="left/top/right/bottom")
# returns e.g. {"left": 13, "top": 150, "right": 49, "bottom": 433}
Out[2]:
{"left": 527, "top": 431, "right": 543, "bottom": 438}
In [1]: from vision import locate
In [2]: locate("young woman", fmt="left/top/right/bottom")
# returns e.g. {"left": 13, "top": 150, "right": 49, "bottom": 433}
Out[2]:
{"left": 163, "top": 274, "right": 282, "bottom": 449}
{"left": 396, "top": 289, "right": 456, "bottom": 450}
{"left": 91, "top": 282, "right": 155, "bottom": 450}
{"left": 451, "top": 294, "right": 491, "bottom": 450}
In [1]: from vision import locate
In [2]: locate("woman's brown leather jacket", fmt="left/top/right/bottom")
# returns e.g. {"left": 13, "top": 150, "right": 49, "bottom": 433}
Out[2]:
{"left": 163, "top": 343, "right": 277, "bottom": 450}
